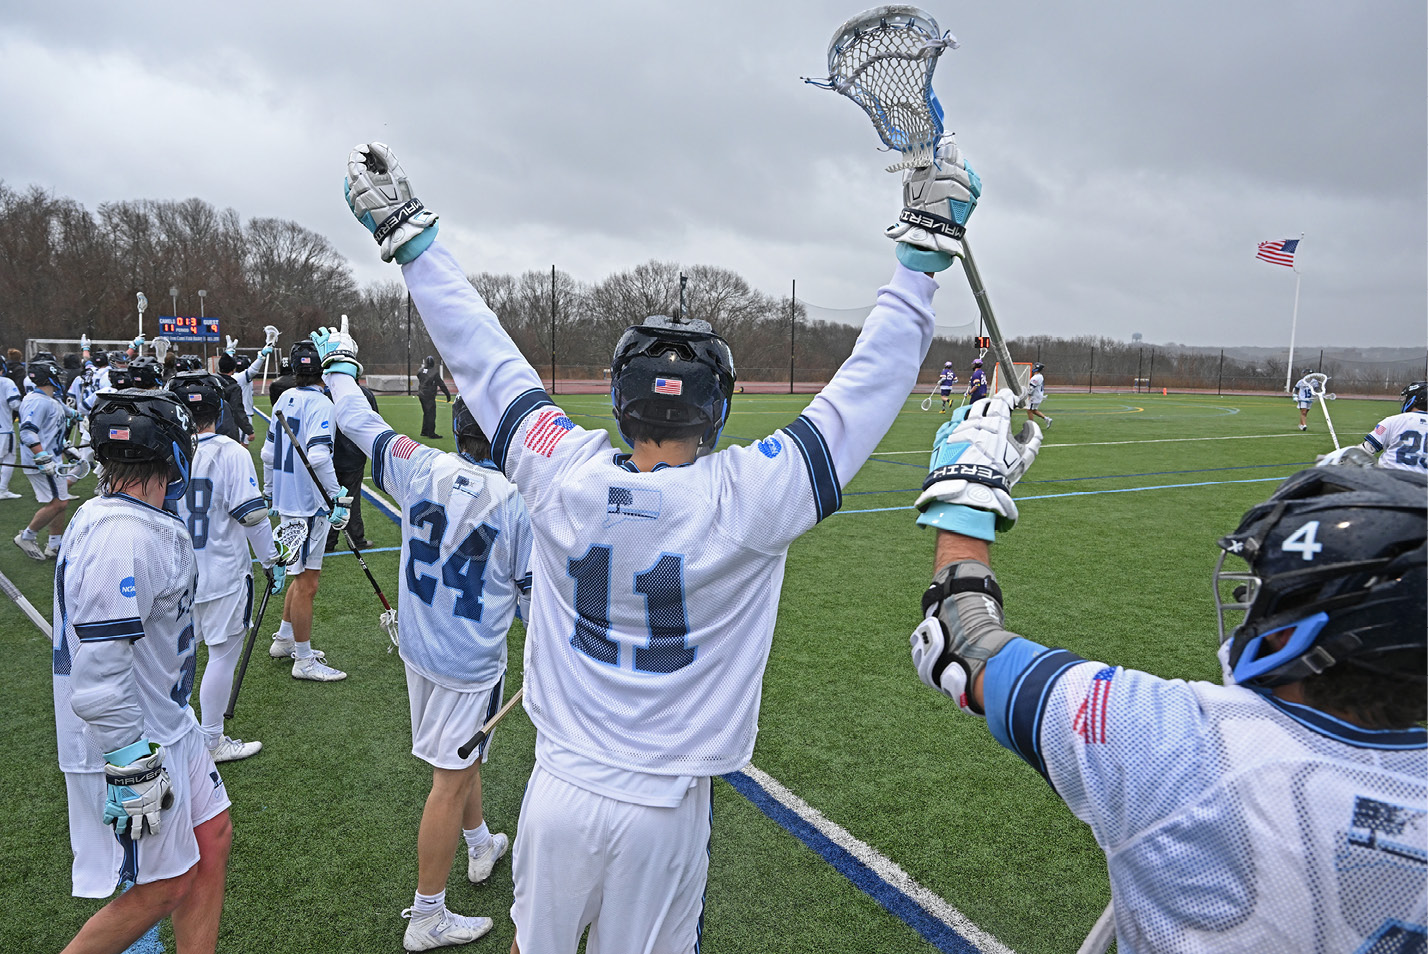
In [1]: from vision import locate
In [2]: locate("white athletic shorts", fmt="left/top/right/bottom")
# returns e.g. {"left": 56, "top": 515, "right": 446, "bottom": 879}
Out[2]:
{"left": 406, "top": 664, "right": 504, "bottom": 770}
{"left": 510, "top": 765, "right": 711, "bottom": 954}
{"left": 64, "top": 730, "right": 230, "bottom": 894}
{"left": 194, "top": 577, "right": 254, "bottom": 647}
{"left": 1297, "top": 400, "right": 1313, "bottom": 410}
{"left": 27, "top": 469, "right": 75, "bottom": 503}
{"left": 281, "top": 514, "right": 328, "bottom": 573}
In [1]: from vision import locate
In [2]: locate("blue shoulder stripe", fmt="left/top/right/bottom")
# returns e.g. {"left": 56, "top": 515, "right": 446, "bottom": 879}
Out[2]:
{"left": 492, "top": 388, "right": 554, "bottom": 472}
{"left": 1364, "top": 434, "right": 1384, "bottom": 452}
{"left": 996, "top": 646, "right": 1085, "bottom": 787}
{"left": 371, "top": 429, "right": 399, "bottom": 494}
{"left": 306, "top": 434, "right": 334, "bottom": 449}
{"left": 75, "top": 617, "right": 145, "bottom": 642}
{"left": 783, "top": 416, "right": 842, "bottom": 522}
{"left": 230, "top": 497, "right": 267, "bottom": 521}
{"left": 1263, "top": 693, "right": 1427, "bottom": 750}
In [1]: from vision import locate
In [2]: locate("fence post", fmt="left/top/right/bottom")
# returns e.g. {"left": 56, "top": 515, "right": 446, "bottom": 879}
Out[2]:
{"left": 1148, "top": 348, "right": 1155, "bottom": 391}
{"left": 550, "top": 265, "right": 557, "bottom": 396}
{"left": 1088, "top": 346, "right": 1095, "bottom": 393}
{"left": 789, "top": 279, "right": 796, "bottom": 395}
{"left": 1136, "top": 347, "right": 1143, "bottom": 393}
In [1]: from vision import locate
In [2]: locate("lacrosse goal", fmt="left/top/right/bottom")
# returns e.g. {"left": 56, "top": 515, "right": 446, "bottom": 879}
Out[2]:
{"left": 992, "top": 361, "right": 1033, "bottom": 397}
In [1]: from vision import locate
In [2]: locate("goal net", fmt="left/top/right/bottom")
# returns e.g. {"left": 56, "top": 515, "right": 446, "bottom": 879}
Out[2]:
{"left": 992, "top": 361, "right": 1033, "bottom": 397}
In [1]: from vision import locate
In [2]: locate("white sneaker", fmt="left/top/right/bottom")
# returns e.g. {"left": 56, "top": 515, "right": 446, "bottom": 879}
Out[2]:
{"left": 1043, "top": 416, "right": 1053, "bottom": 429}
{"left": 0, "top": 489, "right": 20, "bottom": 500}
{"left": 13, "top": 533, "right": 45, "bottom": 561}
{"left": 1298, "top": 424, "right": 1308, "bottom": 431}
{"left": 43, "top": 541, "right": 60, "bottom": 559}
{"left": 269, "top": 635, "right": 324, "bottom": 660}
{"left": 293, "top": 655, "right": 347, "bottom": 681}
{"left": 401, "top": 907, "right": 493, "bottom": 952}
{"left": 467, "top": 832, "right": 509, "bottom": 884}
{"left": 208, "top": 735, "right": 263, "bottom": 762}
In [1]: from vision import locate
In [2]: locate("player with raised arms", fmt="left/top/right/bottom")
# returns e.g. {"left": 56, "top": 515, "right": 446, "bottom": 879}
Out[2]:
{"left": 309, "top": 324, "right": 532, "bottom": 951}
{"left": 54, "top": 389, "right": 235, "bottom": 954}
{"left": 167, "top": 372, "right": 287, "bottom": 763}
{"left": 343, "top": 135, "right": 975, "bottom": 952}
{"left": 908, "top": 392, "right": 1425, "bottom": 951}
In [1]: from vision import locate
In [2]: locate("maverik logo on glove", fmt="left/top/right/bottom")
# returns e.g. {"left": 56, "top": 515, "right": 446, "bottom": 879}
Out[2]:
{"left": 375, "top": 198, "right": 427, "bottom": 244}
{"left": 898, "top": 207, "right": 965, "bottom": 240}
{"left": 922, "top": 463, "right": 1007, "bottom": 490}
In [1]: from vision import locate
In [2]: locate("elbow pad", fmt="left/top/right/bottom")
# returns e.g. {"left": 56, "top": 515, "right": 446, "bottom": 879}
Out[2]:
{"left": 920, "top": 560, "right": 1019, "bottom": 695}
{"left": 238, "top": 507, "right": 270, "bottom": 528}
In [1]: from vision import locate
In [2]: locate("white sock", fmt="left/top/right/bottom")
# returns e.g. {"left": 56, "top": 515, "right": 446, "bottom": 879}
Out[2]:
{"left": 199, "top": 638, "right": 243, "bottom": 742}
{"left": 277, "top": 620, "right": 294, "bottom": 639}
{"left": 294, "top": 640, "right": 313, "bottom": 660}
{"left": 47, "top": 532, "right": 63, "bottom": 548}
{"left": 464, "top": 823, "right": 491, "bottom": 853}
{"left": 20, "top": 528, "right": 37, "bottom": 541}
{"left": 412, "top": 889, "right": 445, "bottom": 916}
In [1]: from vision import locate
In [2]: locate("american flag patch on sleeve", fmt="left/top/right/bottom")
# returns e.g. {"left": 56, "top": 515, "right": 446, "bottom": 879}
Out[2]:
{"left": 524, "top": 409, "right": 575, "bottom": 457}
{"left": 1072, "top": 666, "right": 1116, "bottom": 744}
{"left": 392, "top": 436, "right": 422, "bottom": 459}
{"left": 653, "top": 377, "right": 682, "bottom": 396}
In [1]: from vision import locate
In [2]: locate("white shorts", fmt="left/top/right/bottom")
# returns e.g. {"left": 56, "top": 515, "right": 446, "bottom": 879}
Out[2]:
{"left": 510, "top": 765, "right": 711, "bottom": 954}
{"left": 1028, "top": 400, "right": 1043, "bottom": 410}
{"left": 281, "top": 514, "right": 328, "bottom": 573}
{"left": 64, "top": 730, "right": 230, "bottom": 895}
{"left": 1297, "top": 401, "right": 1313, "bottom": 410}
{"left": 26, "top": 468, "right": 74, "bottom": 503}
{"left": 194, "top": 577, "right": 254, "bottom": 647}
{"left": 406, "top": 665, "right": 505, "bottom": 770}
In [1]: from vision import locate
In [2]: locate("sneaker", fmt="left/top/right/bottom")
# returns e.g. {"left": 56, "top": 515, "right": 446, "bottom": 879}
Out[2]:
{"left": 1298, "top": 424, "right": 1308, "bottom": 431}
{"left": 0, "top": 489, "right": 21, "bottom": 500}
{"left": 43, "top": 541, "right": 60, "bottom": 559}
{"left": 401, "top": 907, "right": 493, "bottom": 951}
{"left": 269, "top": 635, "right": 325, "bottom": 660}
{"left": 293, "top": 655, "right": 347, "bottom": 681}
{"left": 208, "top": 735, "right": 263, "bottom": 762}
{"left": 1044, "top": 417, "right": 1053, "bottom": 429}
{"left": 467, "top": 832, "right": 509, "bottom": 884}
{"left": 13, "top": 533, "right": 45, "bottom": 561}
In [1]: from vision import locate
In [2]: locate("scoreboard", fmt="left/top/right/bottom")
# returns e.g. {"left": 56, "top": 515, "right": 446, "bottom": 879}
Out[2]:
{"left": 159, "top": 316, "right": 220, "bottom": 342}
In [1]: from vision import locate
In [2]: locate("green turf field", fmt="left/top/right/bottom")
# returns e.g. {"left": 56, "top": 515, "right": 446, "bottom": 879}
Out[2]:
{"left": 0, "top": 391, "right": 1398, "bottom": 952}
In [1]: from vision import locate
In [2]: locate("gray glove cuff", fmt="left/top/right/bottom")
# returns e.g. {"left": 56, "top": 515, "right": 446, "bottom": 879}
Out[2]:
{"left": 922, "top": 559, "right": 1019, "bottom": 689}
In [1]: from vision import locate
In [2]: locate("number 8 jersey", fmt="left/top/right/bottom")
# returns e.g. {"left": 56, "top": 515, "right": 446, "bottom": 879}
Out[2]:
{"left": 170, "top": 433, "right": 274, "bottom": 603}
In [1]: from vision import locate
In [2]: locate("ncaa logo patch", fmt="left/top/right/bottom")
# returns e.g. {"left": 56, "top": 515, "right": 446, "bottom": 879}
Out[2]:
{"left": 119, "top": 577, "right": 137, "bottom": 598}
{"left": 758, "top": 437, "right": 782, "bottom": 458}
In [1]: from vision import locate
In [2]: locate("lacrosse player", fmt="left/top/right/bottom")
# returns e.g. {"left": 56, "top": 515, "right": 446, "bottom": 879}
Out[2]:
{"left": 13, "top": 358, "right": 78, "bottom": 559}
{"left": 936, "top": 361, "right": 958, "bottom": 413}
{"left": 909, "top": 391, "right": 1425, "bottom": 952}
{"left": 313, "top": 331, "right": 531, "bottom": 951}
{"left": 261, "top": 341, "right": 349, "bottom": 681}
{"left": 344, "top": 136, "right": 976, "bottom": 952}
{"left": 1025, "top": 362, "right": 1051, "bottom": 428}
{"left": 967, "top": 356, "right": 988, "bottom": 401}
{"left": 0, "top": 352, "right": 21, "bottom": 499}
{"left": 1293, "top": 368, "right": 1318, "bottom": 430}
{"left": 168, "top": 373, "right": 287, "bottom": 762}
{"left": 54, "top": 389, "right": 235, "bottom": 954}
{"left": 1357, "top": 381, "right": 1428, "bottom": 474}
{"left": 211, "top": 355, "right": 255, "bottom": 445}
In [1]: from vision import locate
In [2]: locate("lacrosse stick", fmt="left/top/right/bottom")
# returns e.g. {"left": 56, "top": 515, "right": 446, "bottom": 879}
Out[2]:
{"left": 152, "top": 336, "right": 171, "bottom": 365}
{"left": 136, "top": 293, "right": 147, "bottom": 355}
{"left": 224, "top": 566, "right": 275, "bottom": 719}
{"left": 805, "top": 6, "right": 1023, "bottom": 402}
{"left": 0, "top": 567, "right": 53, "bottom": 638}
{"left": 457, "top": 686, "right": 525, "bottom": 760}
{"left": 274, "top": 411, "right": 399, "bottom": 647}
{"left": 1304, "top": 372, "right": 1340, "bottom": 449}
{"left": 1076, "top": 901, "right": 1116, "bottom": 954}
{"left": 260, "top": 325, "right": 280, "bottom": 386}
{"left": 920, "top": 387, "right": 938, "bottom": 411}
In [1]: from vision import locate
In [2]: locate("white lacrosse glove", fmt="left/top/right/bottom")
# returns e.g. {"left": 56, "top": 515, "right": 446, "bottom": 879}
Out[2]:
{"left": 346, "top": 142, "right": 439, "bottom": 264}
{"left": 80, "top": 334, "right": 91, "bottom": 352}
{"left": 131, "top": 334, "right": 145, "bottom": 352}
{"left": 1315, "top": 446, "right": 1376, "bottom": 468}
{"left": 327, "top": 486, "right": 352, "bottom": 530}
{"left": 886, "top": 134, "right": 981, "bottom": 273}
{"left": 102, "top": 740, "right": 175, "bottom": 838}
{"left": 312, "top": 316, "right": 361, "bottom": 377}
{"left": 32, "top": 450, "right": 57, "bottom": 476}
{"left": 915, "top": 389, "right": 1041, "bottom": 540}
{"left": 264, "top": 561, "right": 287, "bottom": 594}
{"left": 225, "top": 335, "right": 238, "bottom": 355}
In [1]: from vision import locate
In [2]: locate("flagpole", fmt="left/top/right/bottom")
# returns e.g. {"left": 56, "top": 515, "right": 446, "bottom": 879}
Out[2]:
{"left": 1283, "top": 231, "right": 1304, "bottom": 393}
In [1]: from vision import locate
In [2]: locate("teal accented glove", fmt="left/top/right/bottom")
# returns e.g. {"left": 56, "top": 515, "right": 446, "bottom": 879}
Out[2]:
{"left": 327, "top": 486, "right": 352, "bottom": 530}
{"left": 103, "top": 739, "right": 174, "bottom": 838}
{"left": 265, "top": 561, "right": 287, "bottom": 594}
{"left": 131, "top": 335, "right": 146, "bottom": 351}
{"left": 33, "top": 450, "right": 57, "bottom": 476}
{"left": 311, "top": 315, "right": 362, "bottom": 378}
{"left": 887, "top": 134, "right": 981, "bottom": 273}
{"left": 345, "top": 142, "right": 439, "bottom": 264}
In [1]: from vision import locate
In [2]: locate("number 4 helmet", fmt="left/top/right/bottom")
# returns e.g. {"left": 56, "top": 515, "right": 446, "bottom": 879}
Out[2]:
{"left": 90, "top": 390, "right": 198, "bottom": 489}
{"left": 1213, "top": 465, "right": 1426, "bottom": 689}
{"left": 1401, "top": 381, "right": 1426, "bottom": 413}
{"left": 610, "top": 315, "right": 736, "bottom": 450}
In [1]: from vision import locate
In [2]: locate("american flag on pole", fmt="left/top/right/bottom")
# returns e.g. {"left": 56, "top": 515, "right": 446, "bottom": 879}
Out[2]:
{"left": 1256, "top": 238, "right": 1299, "bottom": 268}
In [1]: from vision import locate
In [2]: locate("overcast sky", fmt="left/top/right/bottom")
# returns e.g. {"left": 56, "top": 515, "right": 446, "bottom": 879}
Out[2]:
{"left": 1, "top": 1, "right": 1423, "bottom": 348}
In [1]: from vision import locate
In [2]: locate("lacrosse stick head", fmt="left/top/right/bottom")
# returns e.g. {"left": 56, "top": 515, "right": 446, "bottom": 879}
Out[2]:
{"left": 136, "top": 292, "right": 147, "bottom": 313}
{"left": 381, "top": 608, "right": 399, "bottom": 653}
{"left": 807, "top": 5, "right": 957, "bottom": 171}
{"left": 264, "top": 325, "right": 281, "bottom": 347}
{"left": 59, "top": 456, "right": 92, "bottom": 481}
{"left": 152, "top": 337, "right": 171, "bottom": 363}
{"left": 274, "top": 519, "right": 307, "bottom": 566}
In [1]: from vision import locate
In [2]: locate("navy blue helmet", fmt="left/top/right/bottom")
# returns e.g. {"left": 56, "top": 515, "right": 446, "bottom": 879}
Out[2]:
{"left": 610, "top": 315, "right": 736, "bottom": 450}
{"left": 91, "top": 390, "right": 198, "bottom": 490}
{"left": 1401, "top": 381, "right": 1426, "bottom": 414}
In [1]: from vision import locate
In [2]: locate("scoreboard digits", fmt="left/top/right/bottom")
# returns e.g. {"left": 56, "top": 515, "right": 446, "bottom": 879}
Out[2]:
{"left": 159, "top": 316, "right": 220, "bottom": 341}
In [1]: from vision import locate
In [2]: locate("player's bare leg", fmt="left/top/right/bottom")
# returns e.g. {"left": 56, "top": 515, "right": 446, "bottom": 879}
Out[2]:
{"left": 26, "top": 497, "right": 67, "bottom": 534}
{"left": 169, "top": 810, "right": 232, "bottom": 954}
{"left": 287, "top": 568, "right": 321, "bottom": 645}
{"left": 417, "top": 765, "right": 479, "bottom": 894}
{"left": 1298, "top": 407, "right": 1309, "bottom": 430}
{"left": 61, "top": 867, "right": 198, "bottom": 954}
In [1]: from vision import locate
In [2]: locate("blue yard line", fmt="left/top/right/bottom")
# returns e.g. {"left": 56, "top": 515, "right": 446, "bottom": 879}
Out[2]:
{"left": 1022, "top": 461, "right": 1313, "bottom": 484}
{"left": 722, "top": 771, "right": 985, "bottom": 954}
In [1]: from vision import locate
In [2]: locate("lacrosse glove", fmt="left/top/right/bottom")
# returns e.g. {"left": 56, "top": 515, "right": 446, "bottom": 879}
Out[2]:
{"left": 103, "top": 740, "right": 175, "bottom": 838}
{"left": 915, "top": 389, "right": 1041, "bottom": 540}
{"left": 312, "top": 317, "right": 361, "bottom": 378}
{"left": 346, "top": 142, "right": 439, "bottom": 264}
{"left": 32, "top": 451, "right": 57, "bottom": 476}
{"left": 327, "top": 486, "right": 352, "bottom": 530}
{"left": 887, "top": 135, "right": 981, "bottom": 273}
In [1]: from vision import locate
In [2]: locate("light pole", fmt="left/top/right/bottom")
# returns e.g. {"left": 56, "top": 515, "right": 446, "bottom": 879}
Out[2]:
{"left": 198, "top": 289, "right": 208, "bottom": 364}
{"left": 136, "top": 292, "right": 148, "bottom": 354}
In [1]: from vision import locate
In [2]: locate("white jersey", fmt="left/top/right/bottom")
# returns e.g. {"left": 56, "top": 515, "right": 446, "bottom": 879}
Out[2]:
{"left": 329, "top": 374, "right": 533, "bottom": 689}
{"left": 982, "top": 637, "right": 1427, "bottom": 953}
{"left": 235, "top": 364, "right": 261, "bottom": 418}
{"left": 53, "top": 494, "right": 200, "bottom": 771}
{"left": 1364, "top": 410, "right": 1428, "bottom": 474}
{"left": 402, "top": 239, "right": 936, "bottom": 785}
{"left": 1027, "top": 372, "right": 1045, "bottom": 404}
{"left": 171, "top": 433, "right": 276, "bottom": 602}
{"left": 262, "top": 385, "right": 338, "bottom": 516}
{"left": 18, "top": 388, "right": 66, "bottom": 463}
{"left": 1294, "top": 377, "right": 1317, "bottom": 404}
{"left": 0, "top": 375, "right": 19, "bottom": 434}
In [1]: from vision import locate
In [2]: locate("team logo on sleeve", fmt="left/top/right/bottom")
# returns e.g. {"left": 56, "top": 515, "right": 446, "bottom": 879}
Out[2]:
{"left": 119, "top": 577, "right": 137, "bottom": 598}
{"left": 604, "top": 486, "right": 662, "bottom": 526}
{"left": 757, "top": 437, "right": 782, "bottom": 458}
{"left": 524, "top": 409, "right": 575, "bottom": 457}
{"left": 1071, "top": 666, "right": 1115, "bottom": 744}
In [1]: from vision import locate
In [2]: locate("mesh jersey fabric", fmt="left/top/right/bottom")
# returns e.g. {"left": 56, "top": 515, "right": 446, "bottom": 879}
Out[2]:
{"left": 171, "top": 434, "right": 270, "bottom": 602}
{"left": 983, "top": 637, "right": 1427, "bottom": 953}
{"left": 264, "top": 385, "right": 337, "bottom": 516}
{"left": 0, "top": 376, "right": 18, "bottom": 433}
{"left": 53, "top": 494, "right": 201, "bottom": 771}
{"left": 19, "top": 389, "right": 66, "bottom": 462}
{"left": 1027, "top": 372, "right": 1045, "bottom": 403}
{"left": 1364, "top": 411, "right": 1428, "bottom": 474}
